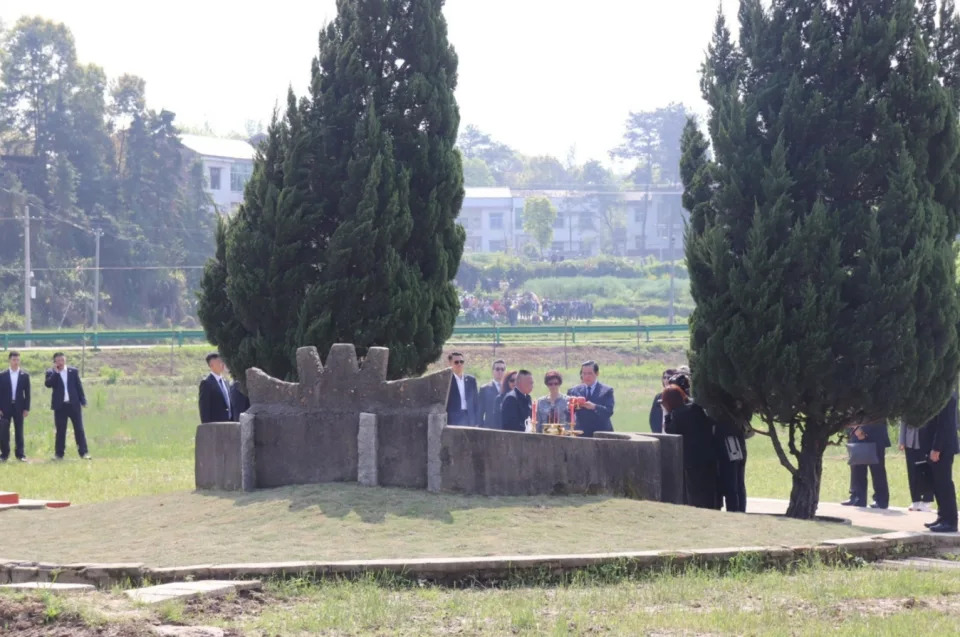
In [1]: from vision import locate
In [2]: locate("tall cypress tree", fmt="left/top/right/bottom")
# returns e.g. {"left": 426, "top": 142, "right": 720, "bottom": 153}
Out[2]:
{"left": 199, "top": 0, "right": 464, "bottom": 381}
{"left": 684, "top": 0, "right": 960, "bottom": 518}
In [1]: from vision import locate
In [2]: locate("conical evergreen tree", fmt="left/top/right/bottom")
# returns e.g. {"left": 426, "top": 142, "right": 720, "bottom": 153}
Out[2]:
{"left": 198, "top": 0, "right": 464, "bottom": 381}
{"left": 684, "top": 0, "right": 960, "bottom": 518}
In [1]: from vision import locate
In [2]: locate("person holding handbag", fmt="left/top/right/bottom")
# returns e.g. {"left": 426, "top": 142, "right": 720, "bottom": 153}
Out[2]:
{"left": 900, "top": 421, "right": 935, "bottom": 512}
{"left": 842, "top": 422, "right": 890, "bottom": 508}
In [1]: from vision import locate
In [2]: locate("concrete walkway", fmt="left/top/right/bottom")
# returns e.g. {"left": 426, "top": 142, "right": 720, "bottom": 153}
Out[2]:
{"left": 748, "top": 497, "right": 956, "bottom": 535}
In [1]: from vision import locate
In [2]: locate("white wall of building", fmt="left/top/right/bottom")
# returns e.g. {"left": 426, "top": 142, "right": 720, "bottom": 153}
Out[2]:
{"left": 458, "top": 187, "right": 686, "bottom": 259}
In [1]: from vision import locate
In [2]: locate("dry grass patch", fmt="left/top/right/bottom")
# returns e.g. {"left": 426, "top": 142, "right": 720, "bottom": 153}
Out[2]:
{"left": 0, "top": 483, "right": 868, "bottom": 566}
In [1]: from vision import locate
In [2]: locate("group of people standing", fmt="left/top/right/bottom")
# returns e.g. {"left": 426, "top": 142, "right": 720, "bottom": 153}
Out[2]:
{"left": 650, "top": 367, "right": 748, "bottom": 513}
{"left": 0, "top": 351, "right": 91, "bottom": 462}
{"left": 842, "top": 393, "right": 959, "bottom": 533}
{"left": 445, "top": 352, "right": 614, "bottom": 437}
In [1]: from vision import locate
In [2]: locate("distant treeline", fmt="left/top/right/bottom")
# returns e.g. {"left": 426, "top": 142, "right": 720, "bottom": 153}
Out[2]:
{"left": 0, "top": 17, "right": 216, "bottom": 330}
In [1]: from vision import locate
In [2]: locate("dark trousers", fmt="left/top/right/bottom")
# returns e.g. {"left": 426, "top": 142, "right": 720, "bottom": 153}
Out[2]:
{"left": 849, "top": 448, "right": 889, "bottom": 507}
{"left": 932, "top": 453, "right": 957, "bottom": 526}
{"left": 718, "top": 460, "right": 747, "bottom": 512}
{"left": 447, "top": 409, "right": 470, "bottom": 426}
{"left": 0, "top": 410, "right": 25, "bottom": 459}
{"left": 54, "top": 404, "right": 88, "bottom": 458}
{"left": 905, "top": 447, "right": 935, "bottom": 503}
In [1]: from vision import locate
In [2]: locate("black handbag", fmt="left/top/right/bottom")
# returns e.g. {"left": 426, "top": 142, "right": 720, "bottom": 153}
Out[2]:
{"left": 914, "top": 459, "right": 934, "bottom": 491}
{"left": 846, "top": 441, "right": 879, "bottom": 465}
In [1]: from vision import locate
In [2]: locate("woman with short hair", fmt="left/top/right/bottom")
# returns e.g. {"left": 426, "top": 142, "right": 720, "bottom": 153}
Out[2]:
{"left": 537, "top": 370, "right": 569, "bottom": 432}
{"left": 663, "top": 385, "right": 720, "bottom": 510}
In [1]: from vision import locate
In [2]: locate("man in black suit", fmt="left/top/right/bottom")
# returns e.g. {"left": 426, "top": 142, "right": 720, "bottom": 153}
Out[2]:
{"left": 501, "top": 370, "right": 534, "bottom": 432}
{"left": 924, "top": 392, "right": 959, "bottom": 533}
{"left": 446, "top": 352, "right": 479, "bottom": 426}
{"left": 567, "top": 360, "right": 615, "bottom": 438}
{"left": 478, "top": 359, "right": 506, "bottom": 429}
{"left": 0, "top": 351, "right": 31, "bottom": 462}
{"left": 841, "top": 422, "right": 891, "bottom": 509}
{"left": 199, "top": 353, "right": 234, "bottom": 423}
{"left": 44, "top": 352, "right": 90, "bottom": 460}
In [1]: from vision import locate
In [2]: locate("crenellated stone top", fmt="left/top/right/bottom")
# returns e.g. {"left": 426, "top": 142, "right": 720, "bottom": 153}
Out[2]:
{"left": 246, "top": 344, "right": 451, "bottom": 414}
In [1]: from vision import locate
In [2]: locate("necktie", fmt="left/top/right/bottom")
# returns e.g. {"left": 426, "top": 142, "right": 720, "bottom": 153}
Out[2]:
{"left": 218, "top": 378, "right": 231, "bottom": 418}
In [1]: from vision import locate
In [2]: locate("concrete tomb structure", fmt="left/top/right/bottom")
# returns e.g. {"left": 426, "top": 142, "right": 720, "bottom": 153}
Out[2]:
{"left": 195, "top": 344, "right": 683, "bottom": 503}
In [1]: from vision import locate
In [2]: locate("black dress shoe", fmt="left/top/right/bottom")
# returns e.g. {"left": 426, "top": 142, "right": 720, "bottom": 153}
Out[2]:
{"left": 841, "top": 499, "right": 864, "bottom": 507}
{"left": 925, "top": 519, "right": 943, "bottom": 528}
{"left": 929, "top": 523, "right": 959, "bottom": 533}
{"left": 869, "top": 502, "right": 888, "bottom": 509}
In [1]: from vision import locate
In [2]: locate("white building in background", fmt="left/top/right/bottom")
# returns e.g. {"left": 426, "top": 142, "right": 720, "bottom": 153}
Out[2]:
{"left": 458, "top": 187, "right": 686, "bottom": 259}
{"left": 180, "top": 135, "right": 255, "bottom": 215}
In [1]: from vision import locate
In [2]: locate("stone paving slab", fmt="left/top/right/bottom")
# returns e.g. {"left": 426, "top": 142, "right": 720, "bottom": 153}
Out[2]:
{"left": 0, "top": 582, "right": 94, "bottom": 593}
{"left": 748, "top": 497, "right": 952, "bottom": 534}
{"left": 125, "top": 579, "right": 261, "bottom": 605}
{"left": 876, "top": 558, "right": 960, "bottom": 571}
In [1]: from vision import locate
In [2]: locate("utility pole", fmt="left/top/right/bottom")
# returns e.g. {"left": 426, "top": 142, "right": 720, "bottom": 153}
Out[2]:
{"left": 93, "top": 228, "right": 103, "bottom": 332}
{"left": 668, "top": 205, "right": 676, "bottom": 326}
{"left": 23, "top": 203, "right": 32, "bottom": 345}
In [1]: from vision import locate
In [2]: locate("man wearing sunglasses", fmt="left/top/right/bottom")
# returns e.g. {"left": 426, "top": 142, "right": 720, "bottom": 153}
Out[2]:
{"left": 446, "top": 352, "right": 480, "bottom": 426}
{"left": 478, "top": 359, "right": 506, "bottom": 429}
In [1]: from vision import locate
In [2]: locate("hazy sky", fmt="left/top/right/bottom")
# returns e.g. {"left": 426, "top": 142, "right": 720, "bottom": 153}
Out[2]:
{"left": 1, "top": 0, "right": 738, "bottom": 163}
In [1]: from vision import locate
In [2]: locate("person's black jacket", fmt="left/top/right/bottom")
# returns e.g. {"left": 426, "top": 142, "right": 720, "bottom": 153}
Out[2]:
{"left": 666, "top": 402, "right": 719, "bottom": 509}
{"left": 478, "top": 380, "right": 501, "bottom": 429}
{"left": 44, "top": 367, "right": 86, "bottom": 410}
{"left": 927, "top": 392, "right": 960, "bottom": 456}
{"left": 446, "top": 374, "right": 480, "bottom": 425}
{"left": 665, "top": 403, "right": 716, "bottom": 466}
{"left": 0, "top": 369, "right": 30, "bottom": 415}
{"left": 649, "top": 393, "right": 663, "bottom": 433}
{"left": 500, "top": 389, "right": 532, "bottom": 432}
{"left": 230, "top": 381, "right": 251, "bottom": 419}
{"left": 199, "top": 373, "right": 232, "bottom": 423}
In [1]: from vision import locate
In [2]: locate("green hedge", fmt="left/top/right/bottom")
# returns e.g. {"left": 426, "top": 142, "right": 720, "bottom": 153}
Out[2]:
{"left": 456, "top": 254, "right": 688, "bottom": 290}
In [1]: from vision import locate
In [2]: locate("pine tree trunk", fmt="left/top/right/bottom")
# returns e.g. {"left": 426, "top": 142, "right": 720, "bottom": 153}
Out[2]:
{"left": 785, "top": 430, "right": 828, "bottom": 519}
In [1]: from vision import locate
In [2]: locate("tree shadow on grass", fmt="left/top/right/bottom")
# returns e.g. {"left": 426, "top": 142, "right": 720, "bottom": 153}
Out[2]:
{"left": 196, "top": 482, "right": 620, "bottom": 524}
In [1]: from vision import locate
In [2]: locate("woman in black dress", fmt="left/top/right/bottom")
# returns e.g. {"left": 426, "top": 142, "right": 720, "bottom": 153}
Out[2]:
{"left": 662, "top": 385, "right": 720, "bottom": 509}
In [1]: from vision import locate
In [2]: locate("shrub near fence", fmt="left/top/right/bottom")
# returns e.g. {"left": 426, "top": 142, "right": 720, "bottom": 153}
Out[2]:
{"left": 456, "top": 255, "right": 688, "bottom": 290}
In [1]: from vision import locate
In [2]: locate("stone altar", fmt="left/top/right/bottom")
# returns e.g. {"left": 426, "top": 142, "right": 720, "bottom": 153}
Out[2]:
{"left": 195, "top": 344, "right": 683, "bottom": 503}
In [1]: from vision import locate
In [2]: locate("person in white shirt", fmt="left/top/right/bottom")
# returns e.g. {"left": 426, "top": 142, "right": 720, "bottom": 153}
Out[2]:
{"left": 445, "top": 352, "right": 479, "bottom": 426}
{"left": 0, "top": 351, "right": 31, "bottom": 462}
{"left": 44, "top": 352, "right": 90, "bottom": 460}
{"left": 199, "top": 353, "right": 234, "bottom": 423}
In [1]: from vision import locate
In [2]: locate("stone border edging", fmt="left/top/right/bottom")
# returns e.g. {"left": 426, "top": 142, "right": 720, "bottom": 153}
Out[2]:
{"left": 1, "top": 531, "right": 958, "bottom": 588}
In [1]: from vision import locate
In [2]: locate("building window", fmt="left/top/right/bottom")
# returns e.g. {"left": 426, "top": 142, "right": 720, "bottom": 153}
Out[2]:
{"left": 635, "top": 236, "right": 644, "bottom": 249}
{"left": 489, "top": 239, "right": 506, "bottom": 252}
{"left": 209, "top": 167, "right": 221, "bottom": 191}
{"left": 489, "top": 213, "right": 503, "bottom": 230}
{"left": 459, "top": 216, "right": 469, "bottom": 230}
{"left": 634, "top": 208, "right": 645, "bottom": 223}
{"left": 578, "top": 212, "right": 594, "bottom": 230}
{"left": 231, "top": 163, "right": 253, "bottom": 192}
{"left": 515, "top": 210, "right": 524, "bottom": 229}
{"left": 553, "top": 214, "right": 564, "bottom": 229}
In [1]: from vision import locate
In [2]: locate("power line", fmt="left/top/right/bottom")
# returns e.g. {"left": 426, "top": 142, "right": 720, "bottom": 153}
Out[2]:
{"left": 0, "top": 265, "right": 206, "bottom": 272}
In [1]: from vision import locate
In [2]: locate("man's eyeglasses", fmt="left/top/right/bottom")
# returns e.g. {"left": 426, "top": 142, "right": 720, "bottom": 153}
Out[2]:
{"left": 453, "top": 360, "right": 465, "bottom": 365}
